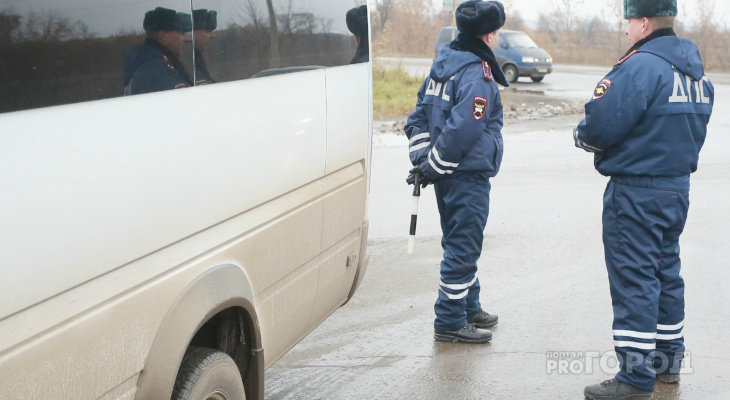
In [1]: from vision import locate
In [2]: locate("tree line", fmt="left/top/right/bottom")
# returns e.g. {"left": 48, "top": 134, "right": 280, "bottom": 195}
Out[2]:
{"left": 371, "top": 0, "right": 730, "bottom": 72}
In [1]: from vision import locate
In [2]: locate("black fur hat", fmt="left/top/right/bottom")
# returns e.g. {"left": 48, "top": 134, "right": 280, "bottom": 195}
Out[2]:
{"left": 193, "top": 9, "right": 217, "bottom": 30}
{"left": 346, "top": 5, "right": 368, "bottom": 37}
{"left": 624, "top": 0, "right": 677, "bottom": 19}
{"left": 455, "top": 0, "right": 505, "bottom": 36}
{"left": 143, "top": 7, "right": 191, "bottom": 32}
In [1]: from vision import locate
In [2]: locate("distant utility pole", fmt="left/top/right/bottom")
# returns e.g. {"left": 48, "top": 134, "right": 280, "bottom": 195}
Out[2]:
{"left": 443, "top": 0, "right": 457, "bottom": 39}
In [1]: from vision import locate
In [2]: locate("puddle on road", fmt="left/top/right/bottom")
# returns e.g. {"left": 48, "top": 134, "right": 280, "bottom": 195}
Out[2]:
{"left": 510, "top": 87, "right": 547, "bottom": 96}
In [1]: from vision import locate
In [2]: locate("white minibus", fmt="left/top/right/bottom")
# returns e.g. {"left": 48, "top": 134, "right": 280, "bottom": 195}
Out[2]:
{"left": 0, "top": 1, "right": 371, "bottom": 399}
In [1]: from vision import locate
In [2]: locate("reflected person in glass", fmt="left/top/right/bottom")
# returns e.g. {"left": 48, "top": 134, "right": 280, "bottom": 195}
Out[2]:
{"left": 192, "top": 9, "right": 217, "bottom": 85}
{"left": 123, "top": 7, "right": 193, "bottom": 95}
{"left": 346, "top": 5, "right": 369, "bottom": 64}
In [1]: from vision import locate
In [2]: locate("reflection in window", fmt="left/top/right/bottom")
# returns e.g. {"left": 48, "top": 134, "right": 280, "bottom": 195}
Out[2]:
{"left": 0, "top": 1, "right": 370, "bottom": 113}
{"left": 346, "top": 5, "right": 369, "bottom": 64}
{"left": 123, "top": 7, "right": 194, "bottom": 95}
{"left": 0, "top": 0, "right": 191, "bottom": 113}
{"left": 192, "top": 9, "right": 218, "bottom": 85}
{"left": 189, "top": 0, "right": 368, "bottom": 83}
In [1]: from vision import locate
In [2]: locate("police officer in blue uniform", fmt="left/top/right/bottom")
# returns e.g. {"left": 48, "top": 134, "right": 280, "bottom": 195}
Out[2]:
{"left": 123, "top": 7, "right": 193, "bottom": 95}
{"left": 192, "top": 9, "right": 217, "bottom": 85}
{"left": 405, "top": 0, "right": 508, "bottom": 344}
{"left": 575, "top": 0, "right": 714, "bottom": 398}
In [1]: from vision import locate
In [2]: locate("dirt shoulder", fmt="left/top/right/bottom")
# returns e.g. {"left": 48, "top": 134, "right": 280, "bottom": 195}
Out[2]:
{"left": 500, "top": 87, "right": 585, "bottom": 120}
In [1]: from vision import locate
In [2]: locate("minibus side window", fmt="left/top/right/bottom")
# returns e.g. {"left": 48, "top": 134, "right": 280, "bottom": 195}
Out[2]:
{"left": 189, "top": 0, "right": 369, "bottom": 83}
{"left": 0, "top": 1, "right": 194, "bottom": 114}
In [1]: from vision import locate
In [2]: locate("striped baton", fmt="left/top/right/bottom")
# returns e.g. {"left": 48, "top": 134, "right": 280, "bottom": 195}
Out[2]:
{"left": 407, "top": 174, "right": 421, "bottom": 254}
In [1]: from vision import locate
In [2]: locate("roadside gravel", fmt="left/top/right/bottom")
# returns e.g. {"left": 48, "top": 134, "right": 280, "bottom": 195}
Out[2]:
{"left": 374, "top": 87, "right": 586, "bottom": 139}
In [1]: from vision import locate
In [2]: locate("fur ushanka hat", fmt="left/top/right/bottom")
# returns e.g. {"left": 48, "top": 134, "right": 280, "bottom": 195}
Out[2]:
{"left": 346, "top": 5, "right": 368, "bottom": 37}
{"left": 143, "top": 7, "right": 191, "bottom": 32}
{"left": 624, "top": 0, "right": 678, "bottom": 19}
{"left": 455, "top": 0, "right": 505, "bottom": 37}
{"left": 193, "top": 9, "right": 217, "bottom": 31}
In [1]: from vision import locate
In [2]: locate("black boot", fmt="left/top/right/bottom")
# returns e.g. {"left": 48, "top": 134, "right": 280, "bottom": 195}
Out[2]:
{"left": 584, "top": 378, "right": 652, "bottom": 399}
{"left": 434, "top": 325, "right": 492, "bottom": 343}
{"left": 467, "top": 310, "right": 498, "bottom": 328}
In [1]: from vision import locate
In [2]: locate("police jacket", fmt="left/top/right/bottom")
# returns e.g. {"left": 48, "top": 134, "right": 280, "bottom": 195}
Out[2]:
{"left": 123, "top": 39, "right": 193, "bottom": 95}
{"left": 405, "top": 39, "right": 504, "bottom": 181}
{"left": 574, "top": 33, "right": 714, "bottom": 177}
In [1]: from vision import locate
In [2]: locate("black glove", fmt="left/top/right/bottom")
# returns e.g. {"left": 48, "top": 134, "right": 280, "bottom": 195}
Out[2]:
{"left": 406, "top": 166, "right": 432, "bottom": 188}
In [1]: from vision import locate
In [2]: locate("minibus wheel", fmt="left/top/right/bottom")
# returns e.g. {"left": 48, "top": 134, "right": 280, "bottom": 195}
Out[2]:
{"left": 171, "top": 347, "right": 246, "bottom": 400}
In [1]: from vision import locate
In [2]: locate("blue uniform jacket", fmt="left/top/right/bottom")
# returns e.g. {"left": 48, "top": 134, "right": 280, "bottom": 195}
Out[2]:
{"left": 574, "top": 37, "right": 714, "bottom": 177}
{"left": 123, "top": 39, "right": 192, "bottom": 95}
{"left": 405, "top": 45, "right": 504, "bottom": 181}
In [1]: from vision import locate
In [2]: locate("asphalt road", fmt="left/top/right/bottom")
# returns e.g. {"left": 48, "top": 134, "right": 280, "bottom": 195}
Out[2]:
{"left": 265, "top": 61, "right": 730, "bottom": 399}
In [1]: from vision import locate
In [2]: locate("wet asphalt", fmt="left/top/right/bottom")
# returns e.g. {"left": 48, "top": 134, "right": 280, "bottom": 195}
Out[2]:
{"left": 265, "top": 68, "right": 730, "bottom": 399}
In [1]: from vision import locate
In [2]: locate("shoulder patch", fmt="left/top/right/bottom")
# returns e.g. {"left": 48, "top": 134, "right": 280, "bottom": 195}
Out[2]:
{"left": 473, "top": 96, "right": 487, "bottom": 120}
{"left": 162, "top": 55, "right": 175, "bottom": 71}
{"left": 616, "top": 50, "right": 638, "bottom": 66}
{"left": 482, "top": 61, "right": 494, "bottom": 82}
{"left": 592, "top": 78, "right": 612, "bottom": 100}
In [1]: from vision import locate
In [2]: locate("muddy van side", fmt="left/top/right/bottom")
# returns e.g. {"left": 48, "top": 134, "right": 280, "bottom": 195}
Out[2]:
{"left": 0, "top": 1, "right": 371, "bottom": 399}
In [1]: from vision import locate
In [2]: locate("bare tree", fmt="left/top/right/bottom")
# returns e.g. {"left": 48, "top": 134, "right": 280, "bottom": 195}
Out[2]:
{"left": 673, "top": 0, "right": 691, "bottom": 36}
{"left": 373, "top": 0, "right": 396, "bottom": 38}
{"left": 276, "top": 0, "right": 294, "bottom": 35}
{"left": 239, "top": 0, "right": 265, "bottom": 28}
{"left": 693, "top": 0, "right": 719, "bottom": 69}
{"left": 499, "top": 0, "right": 525, "bottom": 30}
{"left": 504, "top": 9, "right": 525, "bottom": 31}
{"left": 319, "top": 16, "right": 333, "bottom": 35}
{"left": 720, "top": 19, "right": 730, "bottom": 71}
{"left": 548, "top": 0, "right": 585, "bottom": 63}
{"left": 0, "top": 10, "right": 21, "bottom": 45}
{"left": 397, "top": 0, "right": 437, "bottom": 18}
{"left": 376, "top": 0, "right": 441, "bottom": 56}
{"left": 536, "top": 12, "right": 560, "bottom": 44}
{"left": 14, "top": 10, "right": 92, "bottom": 42}
{"left": 603, "top": 0, "right": 625, "bottom": 58}
{"left": 574, "top": 15, "right": 614, "bottom": 62}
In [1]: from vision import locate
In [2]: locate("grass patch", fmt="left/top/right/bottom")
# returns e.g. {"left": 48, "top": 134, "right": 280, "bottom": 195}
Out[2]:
{"left": 373, "top": 64, "right": 425, "bottom": 119}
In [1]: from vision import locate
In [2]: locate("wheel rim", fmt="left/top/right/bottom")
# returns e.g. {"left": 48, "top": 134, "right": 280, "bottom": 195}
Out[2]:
{"left": 206, "top": 391, "right": 230, "bottom": 400}
{"left": 505, "top": 67, "right": 516, "bottom": 82}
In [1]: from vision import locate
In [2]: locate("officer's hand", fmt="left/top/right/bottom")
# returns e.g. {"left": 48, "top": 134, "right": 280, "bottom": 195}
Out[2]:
{"left": 406, "top": 167, "right": 431, "bottom": 188}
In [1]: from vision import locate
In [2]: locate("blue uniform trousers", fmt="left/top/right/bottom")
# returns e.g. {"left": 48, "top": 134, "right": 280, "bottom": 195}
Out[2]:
{"left": 433, "top": 174, "right": 490, "bottom": 332}
{"left": 603, "top": 176, "right": 689, "bottom": 392}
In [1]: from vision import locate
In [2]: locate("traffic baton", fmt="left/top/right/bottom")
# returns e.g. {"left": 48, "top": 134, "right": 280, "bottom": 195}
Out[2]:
{"left": 407, "top": 173, "right": 421, "bottom": 254}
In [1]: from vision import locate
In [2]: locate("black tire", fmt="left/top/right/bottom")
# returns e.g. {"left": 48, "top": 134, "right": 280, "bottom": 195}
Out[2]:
{"left": 171, "top": 347, "right": 246, "bottom": 400}
{"left": 531, "top": 75, "right": 545, "bottom": 83}
{"left": 503, "top": 65, "right": 518, "bottom": 83}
